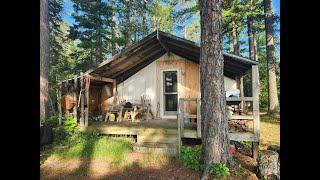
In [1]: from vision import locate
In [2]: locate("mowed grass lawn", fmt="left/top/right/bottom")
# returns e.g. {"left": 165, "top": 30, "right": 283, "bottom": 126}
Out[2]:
{"left": 259, "top": 114, "right": 280, "bottom": 149}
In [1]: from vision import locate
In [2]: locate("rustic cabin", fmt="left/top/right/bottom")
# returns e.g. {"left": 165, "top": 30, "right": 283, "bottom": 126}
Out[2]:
{"left": 58, "top": 30, "right": 260, "bottom": 158}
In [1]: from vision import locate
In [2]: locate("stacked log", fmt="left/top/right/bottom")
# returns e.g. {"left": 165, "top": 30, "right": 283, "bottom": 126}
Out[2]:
{"left": 228, "top": 120, "right": 248, "bottom": 132}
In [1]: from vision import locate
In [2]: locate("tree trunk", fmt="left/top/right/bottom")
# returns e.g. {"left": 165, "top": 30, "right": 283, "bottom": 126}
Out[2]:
{"left": 200, "top": 0, "right": 231, "bottom": 179}
{"left": 231, "top": 17, "right": 239, "bottom": 55}
{"left": 40, "top": 0, "right": 50, "bottom": 122}
{"left": 248, "top": 0, "right": 257, "bottom": 61}
{"left": 264, "top": 0, "right": 279, "bottom": 114}
{"left": 111, "top": 0, "right": 120, "bottom": 56}
{"left": 125, "top": 1, "right": 132, "bottom": 46}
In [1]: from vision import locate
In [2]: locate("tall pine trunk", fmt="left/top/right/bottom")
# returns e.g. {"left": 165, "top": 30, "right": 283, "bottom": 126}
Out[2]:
{"left": 264, "top": 0, "right": 279, "bottom": 114}
{"left": 40, "top": 0, "right": 49, "bottom": 122}
{"left": 200, "top": 0, "right": 231, "bottom": 179}
{"left": 111, "top": 0, "right": 120, "bottom": 55}
{"left": 247, "top": 0, "right": 257, "bottom": 60}
{"left": 231, "top": 17, "right": 239, "bottom": 55}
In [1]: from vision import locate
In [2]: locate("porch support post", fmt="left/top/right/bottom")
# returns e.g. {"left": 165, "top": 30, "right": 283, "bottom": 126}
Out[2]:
{"left": 252, "top": 65, "right": 260, "bottom": 159}
{"left": 113, "top": 79, "right": 117, "bottom": 104}
{"left": 85, "top": 75, "right": 90, "bottom": 127}
{"left": 73, "top": 75, "right": 78, "bottom": 121}
{"left": 80, "top": 72, "right": 85, "bottom": 127}
{"left": 236, "top": 74, "right": 244, "bottom": 113}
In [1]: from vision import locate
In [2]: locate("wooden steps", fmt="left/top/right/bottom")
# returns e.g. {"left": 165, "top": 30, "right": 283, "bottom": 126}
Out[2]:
{"left": 133, "top": 142, "right": 178, "bottom": 156}
{"left": 135, "top": 129, "right": 179, "bottom": 156}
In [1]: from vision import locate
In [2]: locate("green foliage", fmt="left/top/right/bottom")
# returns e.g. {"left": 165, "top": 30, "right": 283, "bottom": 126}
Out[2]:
{"left": 63, "top": 116, "right": 78, "bottom": 136}
{"left": 242, "top": 141, "right": 252, "bottom": 149}
{"left": 179, "top": 146, "right": 204, "bottom": 172}
{"left": 41, "top": 114, "right": 59, "bottom": 129}
{"left": 52, "top": 126, "right": 67, "bottom": 143}
{"left": 210, "top": 163, "right": 230, "bottom": 179}
{"left": 52, "top": 131, "right": 132, "bottom": 164}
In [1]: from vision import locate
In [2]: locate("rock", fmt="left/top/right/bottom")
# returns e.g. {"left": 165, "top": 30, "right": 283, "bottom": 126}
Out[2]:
{"left": 267, "top": 145, "right": 280, "bottom": 155}
{"left": 257, "top": 150, "right": 280, "bottom": 180}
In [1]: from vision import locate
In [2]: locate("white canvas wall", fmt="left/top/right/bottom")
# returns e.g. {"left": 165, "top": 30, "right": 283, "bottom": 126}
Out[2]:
{"left": 117, "top": 61, "right": 157, "bottom": 114}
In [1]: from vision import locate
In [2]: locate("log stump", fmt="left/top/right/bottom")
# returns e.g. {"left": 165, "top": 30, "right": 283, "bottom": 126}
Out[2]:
{"left": 257, "top": 150, "right": 280, "bottom": 180}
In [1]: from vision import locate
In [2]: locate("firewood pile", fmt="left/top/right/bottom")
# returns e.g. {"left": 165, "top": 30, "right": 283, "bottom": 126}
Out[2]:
{"left": 228, "top": 120, "right": 248, "bottom": 132}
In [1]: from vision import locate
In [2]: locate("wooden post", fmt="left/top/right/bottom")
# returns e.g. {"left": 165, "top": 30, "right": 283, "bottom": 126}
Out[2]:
{"left": 57, "top": 83, "right": 62, "bottom": 125}
{"left": 113, "top": 79, "right": 117, "bottom": 104}
{"left": 73, "top": 75, "right": 78, "bottom": 121}
{"left": 236, "top": 75, "right": 244, "bottom": 114}
{"left": 80, "top": 73, "right": 85, "bottom": 127}
{"left": 252, "top": 65, "right": 260, "bottom": 159}
{"left": 178, "top": 99, "right": 184, "bottom": 156}
{"left": 85, "top": 75, "right": 90, "bottom": 127}
{"left": 197, "top": 98, "right": 201, "bottom": 138}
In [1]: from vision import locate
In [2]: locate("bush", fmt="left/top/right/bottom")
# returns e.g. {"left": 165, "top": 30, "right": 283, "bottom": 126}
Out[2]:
{"left": 52, "top": 126, "right": 67, "bottom": 143}
{"left": 179, "top": 146, "right": 204, "bottom": 171}
{"left": 42, "top": 114, "right": 60, "bottom": 128}
{"left": 210, "top": 163, "right": 230, "bottom": 179}
{"left": 63, "top": 116, "right": 78, "bottom": 136}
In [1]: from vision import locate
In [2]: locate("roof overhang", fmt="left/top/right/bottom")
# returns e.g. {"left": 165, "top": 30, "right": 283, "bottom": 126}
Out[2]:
{"left": 82, "top": 30, "right": 258, "bottom": 83}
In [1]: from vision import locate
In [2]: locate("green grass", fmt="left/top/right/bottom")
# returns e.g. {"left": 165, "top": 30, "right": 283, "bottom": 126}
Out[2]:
{"left": 51, "top": 131, "right": 132, "bottom": 164}
{"left": 260, "top": 114, "right": 280, "bottom": 149}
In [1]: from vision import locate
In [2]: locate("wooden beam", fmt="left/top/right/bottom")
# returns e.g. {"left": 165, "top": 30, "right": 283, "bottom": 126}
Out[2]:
{"left": 85, "top": 32, "right": 158, "bottom": 75}
{"left": 197, "top": 98, "right": 201, "bottom": 138}
{"left": 229, "top": 132, "right": 258, "bottom": 142}
{"left": 250, "top": 65, "right": 260, "bottom": 158}
{"left": 226, "top": 97, "right": 253, "bottom": 101}
{"left": 116, "top": 48, "right": 166, "bottom": 83}
{"left": 178, "top": 99, "right": 183, "bottom": 155}
{"left": 229, "top": 115, "right": 254, "bottom": 120}
{"left": 252, "top": 65, "right": 260, "bottom": 140}
{"left": 80, "top": 72, "right": 85, "bottom": 127}
{"left": 85, "top": 75, "right": 90, "bottom": 127}
{"left": 113, "top": 79, "right": 117, "bottom": 104}
{"left": 73, "top": 75, "right": 78, "bottom": 121}
{"left": 87, "top": 74, "right": 114, "bottom": 83}
{"left": 106, "top": 43, "right": 162, "bottom": 78}
{"left": 157, "top": 31, "right": 169, "bottom": 53}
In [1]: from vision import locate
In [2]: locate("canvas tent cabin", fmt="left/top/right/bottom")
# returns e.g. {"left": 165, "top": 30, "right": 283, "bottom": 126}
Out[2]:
{"left": 58, "top": 30, "right": 260, "bottom": 157}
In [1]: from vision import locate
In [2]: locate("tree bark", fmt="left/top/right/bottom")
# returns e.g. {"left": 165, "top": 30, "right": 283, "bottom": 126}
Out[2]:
{"left": 111, "top": 0, "right": 120, "bottom": 56}
{"left": 200, "top": 0, "right": 231, "bottom": 179}
{"left": 40, "top": 0, "right": 50, "bottom": 122}
{"left": 247, "top": 0, "right": 257, "bottom": 61}
{"left": 264, "top": 0, "right": 279, "bottom": 114}
{"left": 231, "top": 17, "right": 239, "bottom": 55}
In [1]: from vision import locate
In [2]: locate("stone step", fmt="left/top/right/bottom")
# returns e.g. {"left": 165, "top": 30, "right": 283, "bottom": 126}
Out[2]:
{"left": 133, "top": 142, "right": 178, "bottom": 156}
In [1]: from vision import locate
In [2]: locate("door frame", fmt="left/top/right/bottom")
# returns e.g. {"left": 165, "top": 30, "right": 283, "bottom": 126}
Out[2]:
{"left": 160, "top": 68, "right": 181, "bottom": 119}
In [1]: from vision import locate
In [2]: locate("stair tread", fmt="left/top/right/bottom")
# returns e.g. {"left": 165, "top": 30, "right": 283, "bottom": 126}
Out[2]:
{"left": 134, "top": 142, "right": 178, "bottom": 148}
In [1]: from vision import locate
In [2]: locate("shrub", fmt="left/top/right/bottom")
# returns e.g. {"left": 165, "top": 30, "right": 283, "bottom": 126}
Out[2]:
{"left": 52, "top": 126, "right": 67, "bottom": 143}
{"left": 242, "top": 141, "right": 252, "bottom": 149}
{"left": 42, "top": 114, "right": 60, "bottom": 128}
{"left": 210, "top": 163, "right": 230, "bottom": 179}
{"left": 63, "top": 116, "right": 78, "bottom": 136}
{"left": 179, "top": 146, "right": 204, "bottom": 171}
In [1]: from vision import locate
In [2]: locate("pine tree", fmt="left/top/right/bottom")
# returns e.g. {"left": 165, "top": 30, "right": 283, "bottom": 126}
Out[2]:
{"left": 264, "top": 0, "right": 279, "bottom": 114}
{"left": 200, "top": 0, "right": 231, "bottom": 179}
{"left": 69, "top": 0, "right": 113, "bottom": 67}
{"left": 41, "top": 0, "right": 50, "bottom": 121}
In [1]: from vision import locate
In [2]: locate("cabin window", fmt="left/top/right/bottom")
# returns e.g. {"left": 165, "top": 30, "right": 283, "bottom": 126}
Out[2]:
{"left": 163, "top": 71, "right": 178, "bottom": 115}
